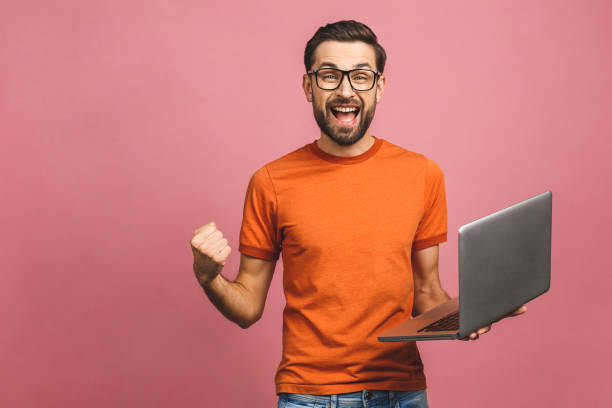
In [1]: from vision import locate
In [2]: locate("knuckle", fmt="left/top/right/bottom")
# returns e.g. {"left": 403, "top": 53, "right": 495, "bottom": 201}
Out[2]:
{"left": 197, "top": 244, "right": 212, "bottom": 256}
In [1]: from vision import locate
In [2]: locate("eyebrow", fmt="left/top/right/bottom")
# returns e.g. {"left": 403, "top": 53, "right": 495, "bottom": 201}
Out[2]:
{"left": 318, "top": 62, "right": 373, "bottom": 69}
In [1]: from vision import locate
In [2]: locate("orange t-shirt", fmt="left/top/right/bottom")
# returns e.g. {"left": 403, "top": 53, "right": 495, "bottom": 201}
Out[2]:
{"left": 238, "top": 136, "right": 448, "bottom": 395}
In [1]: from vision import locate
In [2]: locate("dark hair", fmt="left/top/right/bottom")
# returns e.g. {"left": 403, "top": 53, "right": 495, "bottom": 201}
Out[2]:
{"left": 304, "top": 20, "right": 387, "bottom": 73}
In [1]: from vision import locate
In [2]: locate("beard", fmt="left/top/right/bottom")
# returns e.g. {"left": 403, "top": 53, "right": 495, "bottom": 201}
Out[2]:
{"left": 312, "top": 95, "right": 377, "bottom": 146}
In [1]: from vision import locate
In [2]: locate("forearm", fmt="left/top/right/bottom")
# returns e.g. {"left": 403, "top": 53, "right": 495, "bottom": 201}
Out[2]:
{"left": 201, "top": 273, "right": 257, "bottom": 329}
{"left": 412, "top": 285, "right": 451, "bottom": 317}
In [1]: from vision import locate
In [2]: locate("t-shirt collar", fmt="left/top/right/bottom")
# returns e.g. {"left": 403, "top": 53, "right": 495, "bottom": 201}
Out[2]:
{"left": 309, "top": 136, "right": 383, "bottom": 165}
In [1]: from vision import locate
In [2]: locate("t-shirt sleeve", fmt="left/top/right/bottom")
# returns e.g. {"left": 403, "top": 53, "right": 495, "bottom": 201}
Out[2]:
{"left": 412, "top": 158, "right": 448, "bottom": 251}
{"left": 238, "top": 165, "right": 281, "bottom": 261}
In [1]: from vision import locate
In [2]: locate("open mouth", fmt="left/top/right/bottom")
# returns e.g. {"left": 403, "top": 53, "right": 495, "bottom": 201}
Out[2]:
{"left": 330, "top": 105, "right": 360, "bottom": 126}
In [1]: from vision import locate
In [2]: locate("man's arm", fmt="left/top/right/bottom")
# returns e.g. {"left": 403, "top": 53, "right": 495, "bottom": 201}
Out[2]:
{"left": 411, "top": 244, "right": 451, "bottom": 317}
{"left": 201, "top": 254, "right": 276, "bottom": 329}
{"left": 191, "top": 221, "right": 276, "bottom": 329}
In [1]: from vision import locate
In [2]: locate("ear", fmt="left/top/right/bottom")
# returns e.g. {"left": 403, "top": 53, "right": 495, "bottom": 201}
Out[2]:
{"left": 302, "top": 74, "right": 313, "bottom": 103}
{"left": 375, "top": 74, "right": 386, "bottom": 103}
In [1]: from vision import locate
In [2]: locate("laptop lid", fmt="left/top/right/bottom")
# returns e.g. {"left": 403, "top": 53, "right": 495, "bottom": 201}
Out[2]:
{"left": 457, "top": 190, "right": 552, "bottom": 338}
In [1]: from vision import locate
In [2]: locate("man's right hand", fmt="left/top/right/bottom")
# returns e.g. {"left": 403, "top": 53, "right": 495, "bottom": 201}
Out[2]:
{"left": 190, "top": 221, "right": 232, "bottom": 286}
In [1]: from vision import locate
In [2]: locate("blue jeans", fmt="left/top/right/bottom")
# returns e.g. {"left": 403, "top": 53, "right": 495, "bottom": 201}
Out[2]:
{"left": 277, "top": 389, "right": 428, "bottom": 408}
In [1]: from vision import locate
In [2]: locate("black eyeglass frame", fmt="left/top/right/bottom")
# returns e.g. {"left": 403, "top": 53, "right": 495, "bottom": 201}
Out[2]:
{"left": 306, "top": 68, "right": 382, "bottom": 92}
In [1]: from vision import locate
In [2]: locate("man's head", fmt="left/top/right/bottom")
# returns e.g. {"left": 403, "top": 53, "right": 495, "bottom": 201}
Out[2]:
{"left": 303, "top": 20, "right": 387, "bottom": 146}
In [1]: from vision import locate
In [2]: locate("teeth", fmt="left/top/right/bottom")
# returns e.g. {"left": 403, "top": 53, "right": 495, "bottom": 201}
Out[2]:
{"left": 332, "top": 107, "right": 358, "bottom": 112}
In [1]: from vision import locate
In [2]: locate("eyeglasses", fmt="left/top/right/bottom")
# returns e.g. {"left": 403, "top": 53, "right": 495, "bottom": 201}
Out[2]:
{"left": 306, "top": 68, "right": 382, "bottom": 91}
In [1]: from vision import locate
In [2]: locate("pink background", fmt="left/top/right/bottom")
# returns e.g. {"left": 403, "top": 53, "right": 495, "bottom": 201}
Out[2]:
{"left": 1, "top": 0, "right": 611, "bottom": 406}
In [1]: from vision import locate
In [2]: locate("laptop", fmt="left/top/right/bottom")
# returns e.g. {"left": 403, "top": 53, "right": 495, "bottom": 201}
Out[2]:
{"left": 377, "top": 190, "right": 552, "bottom": 341}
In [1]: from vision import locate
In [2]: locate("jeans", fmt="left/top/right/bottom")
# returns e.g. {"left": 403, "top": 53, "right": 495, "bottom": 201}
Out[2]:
{"left": 277, "top": 389, "right": 428, "bottom": 408}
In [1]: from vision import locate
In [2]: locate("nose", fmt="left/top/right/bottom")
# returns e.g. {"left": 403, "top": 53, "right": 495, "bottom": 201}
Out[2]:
{"left": 335, "top": 73, "right": 356, "bottom": 98}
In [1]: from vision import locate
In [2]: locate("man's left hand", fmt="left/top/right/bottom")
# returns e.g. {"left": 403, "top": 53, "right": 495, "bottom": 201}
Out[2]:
{"left": 461, "top": 304, "right": 528, "bottom": 341}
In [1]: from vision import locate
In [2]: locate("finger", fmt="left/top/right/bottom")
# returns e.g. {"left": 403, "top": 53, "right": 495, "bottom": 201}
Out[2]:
{"left": 191, "top": 232, "right": 223, "bottom": 257}
{"left": 195, "top": 221, "right": 215, "bottom": 235}
{"left": 214, "top": 245, "right": 232, "bottom": 265}
{"left": 469, "top": 332, "right": 479, "bottom": 340}
{"left": 515, "top": 305, "right": 528, "bottom": 314}
{"left": 190, "top": 234, "right": 206, "bottom": 250}
{"left": 194, "top": 221, "right": 216, "bottom": 237}
{"left": 197, "top": 232, "right": 224, "bottom": 255}
{"left": 209, "top": 238, "right": 229, "bottom": 258}
{"left": 191, "top": 231, "right": 219, "bottom": 252}
{"left": 201, "top": 230, "right": 223, "bottom": 248}
{"left": 477, "top": 326, "right": 490, "bottom": 335}
{"left": 508, "top": 305, "right": 528, "bottom": 316}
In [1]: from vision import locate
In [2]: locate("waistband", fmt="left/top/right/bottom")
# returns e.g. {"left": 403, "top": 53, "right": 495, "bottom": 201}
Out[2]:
{"left": 278, "top": 389, "right": 426, "bottom": 407}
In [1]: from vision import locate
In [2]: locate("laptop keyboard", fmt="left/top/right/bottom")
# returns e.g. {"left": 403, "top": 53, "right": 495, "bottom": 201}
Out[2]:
{"left": 417, "top": 311, "right": 459, "bottom": 332}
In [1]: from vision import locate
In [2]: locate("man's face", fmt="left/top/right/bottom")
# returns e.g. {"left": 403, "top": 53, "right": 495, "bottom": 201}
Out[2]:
{"left": 303, "top": 40, "right": 386, "bottom": 146}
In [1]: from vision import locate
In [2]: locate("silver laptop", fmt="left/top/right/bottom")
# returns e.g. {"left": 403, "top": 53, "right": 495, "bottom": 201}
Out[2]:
{"left": 377, "top": 190, "right": 552, "bottom": 341}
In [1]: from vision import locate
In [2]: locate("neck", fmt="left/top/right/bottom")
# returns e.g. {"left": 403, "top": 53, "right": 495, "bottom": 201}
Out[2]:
{"left": 316, "top": 131, "right": 375, "bottom": 157}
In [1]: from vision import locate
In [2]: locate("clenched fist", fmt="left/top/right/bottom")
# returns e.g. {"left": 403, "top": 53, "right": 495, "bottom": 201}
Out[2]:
{"left": 191, "top": 221, "right": 232, "bottom": 286}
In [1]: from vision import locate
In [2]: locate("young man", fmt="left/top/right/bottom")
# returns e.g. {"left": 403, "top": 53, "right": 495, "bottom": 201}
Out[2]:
{"left": 191, "top": 20, "right": 526, "bottom": 408}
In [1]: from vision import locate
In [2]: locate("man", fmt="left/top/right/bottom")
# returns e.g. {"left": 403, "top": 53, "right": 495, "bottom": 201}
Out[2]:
{"left": 190, "top": 20, "right": 526, "bottom": 408}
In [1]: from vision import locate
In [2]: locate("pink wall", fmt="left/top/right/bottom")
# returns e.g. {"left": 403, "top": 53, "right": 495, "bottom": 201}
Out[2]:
{"left": 1, "top": 0, "right": 611, "bottom": 406}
